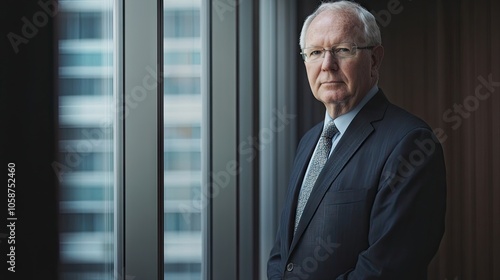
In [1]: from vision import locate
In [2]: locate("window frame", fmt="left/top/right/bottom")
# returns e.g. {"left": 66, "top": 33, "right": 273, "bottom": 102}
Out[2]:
{"left": 118, "top": 0, "right": 299, "bottom": 279}
{"left": 121, "top": 0, "right": 163, "bottom": 279}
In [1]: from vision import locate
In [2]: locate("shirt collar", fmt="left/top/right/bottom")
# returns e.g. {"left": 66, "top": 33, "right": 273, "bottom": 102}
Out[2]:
{"left": 323, "top": 85, "right": 379, "bottom": 134}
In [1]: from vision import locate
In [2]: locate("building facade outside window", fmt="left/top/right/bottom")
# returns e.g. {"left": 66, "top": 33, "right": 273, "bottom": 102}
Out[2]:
{"left": 58, "top": 0, "right": 203, "bottom": 279}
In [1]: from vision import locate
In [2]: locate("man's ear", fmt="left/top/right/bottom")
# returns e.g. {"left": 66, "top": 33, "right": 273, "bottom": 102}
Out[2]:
{"left": 371, "top": 45, "right": 384, "bottom": 77}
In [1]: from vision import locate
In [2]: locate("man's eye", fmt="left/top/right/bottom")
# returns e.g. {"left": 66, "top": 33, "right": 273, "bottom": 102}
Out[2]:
{"left": 309, "top": 50, "right": 323, "bottom": 57}
{"left": 335, "top": 47, "right": 351, "bottom": 53}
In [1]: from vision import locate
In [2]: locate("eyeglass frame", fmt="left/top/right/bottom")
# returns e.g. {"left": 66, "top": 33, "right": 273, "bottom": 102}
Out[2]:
{"left": 300, "top": 43, "right": 376, "bottom": 62}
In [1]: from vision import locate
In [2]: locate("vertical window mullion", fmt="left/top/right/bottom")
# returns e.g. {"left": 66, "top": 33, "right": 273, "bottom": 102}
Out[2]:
{"left": 123, "top": 0, "right": 162, "bottom": 279}
{"left": 238, "top": 0, "right": 260, "bottom": 279}
{"left": 201, "top": 1, "right": 211, "bottom": 279}
{"left": 210, "top": 0, "right": 238, "bottom": 279}
{"left": 114, "top": 0, "right": 124, "bottom": 278}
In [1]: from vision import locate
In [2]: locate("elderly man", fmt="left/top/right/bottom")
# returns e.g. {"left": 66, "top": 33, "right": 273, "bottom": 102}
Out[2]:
{"left": 267, "top": 1, "right": 446, "bottom": 279}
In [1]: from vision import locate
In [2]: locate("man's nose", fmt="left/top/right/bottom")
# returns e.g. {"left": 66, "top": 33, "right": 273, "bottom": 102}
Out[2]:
{"left": 321, "top": 50, "right": 339, "bottom": 71}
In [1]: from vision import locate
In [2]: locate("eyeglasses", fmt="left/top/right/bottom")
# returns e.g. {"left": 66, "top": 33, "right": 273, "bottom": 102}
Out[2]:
{"left": 300, "top": 43, "right": 375, "bottom": 62}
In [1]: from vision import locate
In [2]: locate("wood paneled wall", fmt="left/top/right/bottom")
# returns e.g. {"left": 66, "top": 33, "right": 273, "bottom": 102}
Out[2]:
{"left": 296, "top": 1, "right": 500, "bottom": 279}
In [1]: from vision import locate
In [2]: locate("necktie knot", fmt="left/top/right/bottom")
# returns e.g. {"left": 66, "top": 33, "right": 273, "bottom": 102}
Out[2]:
{"left": 322, "top": 121, "right": 338, "bottom": 139}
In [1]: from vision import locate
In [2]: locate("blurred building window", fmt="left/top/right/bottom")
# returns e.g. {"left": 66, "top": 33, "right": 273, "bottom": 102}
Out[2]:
{"left": 164, "top": 77, "right": 201, "bottom": 95}
{"left": 58, "top": 1, "right": 115, "bottom": 279}
{"left": 164, "top": 0, "right": 203, "bottom": 279}
{"left": 57, "top": 1, "right": 204, "bottom": 279}
{"left": 164, "top": 9, "right": 200, "bottom": 38}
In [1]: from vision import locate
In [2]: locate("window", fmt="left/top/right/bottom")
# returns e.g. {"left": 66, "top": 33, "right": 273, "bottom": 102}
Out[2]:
{"left": 165, "top": 51, "right": 201, "bottom": 65}
{"left": 54, "top": 0, "right": 292, "bottom": 279}
{"left": 164, "top": 9, "right": 200, "bottom": 38}
{"left": 164, "top": 1, "right": 203, "bottom": 279}
{"left": 60, "top": 78, "right": 113, "bottom": 96}
{"left": 57, "top": 1, "right": 115, "bottom": 279}
{"left": 59, "top": 12, "right": 111, "bottom": 40}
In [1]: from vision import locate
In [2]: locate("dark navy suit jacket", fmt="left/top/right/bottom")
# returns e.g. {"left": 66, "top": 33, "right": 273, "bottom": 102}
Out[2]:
{"left": 268, "top": 90, "right": 446, "bottom": 280}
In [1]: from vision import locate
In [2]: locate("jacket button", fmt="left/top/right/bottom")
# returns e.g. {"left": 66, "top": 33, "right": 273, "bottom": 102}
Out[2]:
{"left": 286, "top": 263, "right": 294, "bottom": 271}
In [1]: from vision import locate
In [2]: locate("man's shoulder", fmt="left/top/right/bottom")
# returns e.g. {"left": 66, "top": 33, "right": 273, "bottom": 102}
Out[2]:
{"left": 364, "top": 89, "right": 433, "bottom": 132}
{"left": 382, "top": 102, "right": 433, "bottom": 132}
{"left": 352, "top": 91, "right": 436, "bottom": 143}
{"left": 369, "top": 90, "right": 432, "bottom": 130}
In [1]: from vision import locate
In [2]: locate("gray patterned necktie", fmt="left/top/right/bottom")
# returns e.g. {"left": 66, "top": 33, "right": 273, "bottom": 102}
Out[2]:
{"left": 294, "top": 120, "right": 338, "bottom": 232}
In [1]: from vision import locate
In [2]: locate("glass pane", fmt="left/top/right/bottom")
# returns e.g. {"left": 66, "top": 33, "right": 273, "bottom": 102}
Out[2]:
{"left": 57, "top": 1, "right": 116, "bottom": 279}
{"left": 164, "top": 0, "right": 203, "bottom": 279}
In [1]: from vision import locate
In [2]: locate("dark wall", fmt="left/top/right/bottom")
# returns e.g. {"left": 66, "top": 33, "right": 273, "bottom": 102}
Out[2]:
{"left": 1, "top": 0, "right": 59, "bottom": 279}
{"left": 295, "top": 1, "right": 500, "bottom": 279}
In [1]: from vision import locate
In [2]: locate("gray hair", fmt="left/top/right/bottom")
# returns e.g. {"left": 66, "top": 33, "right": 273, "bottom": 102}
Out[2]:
{"left": 299, "top": 1, "right": 382, "bottom": 50}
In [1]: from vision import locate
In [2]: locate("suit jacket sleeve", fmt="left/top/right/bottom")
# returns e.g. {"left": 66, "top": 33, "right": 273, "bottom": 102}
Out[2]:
{"left": 268, "top": 223, "right": 283, "bottom": 279}
{"left": 337, "top": 127, "right": 446, "bottom": 280}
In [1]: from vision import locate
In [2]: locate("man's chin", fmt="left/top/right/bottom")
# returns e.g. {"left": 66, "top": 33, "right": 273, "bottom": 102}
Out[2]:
{"left": 317, "top": 92, "right": 352, "bottom": 105}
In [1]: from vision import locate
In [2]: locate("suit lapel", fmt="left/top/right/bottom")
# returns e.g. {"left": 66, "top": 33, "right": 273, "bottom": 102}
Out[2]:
{"left": 289, "top": 91, "right": 389, "bottom": 254}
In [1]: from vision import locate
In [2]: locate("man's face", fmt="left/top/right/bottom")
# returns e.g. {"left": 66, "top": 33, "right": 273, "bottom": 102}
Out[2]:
{"left": 304, "top": 10, "right": 382, "bottom": 118}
